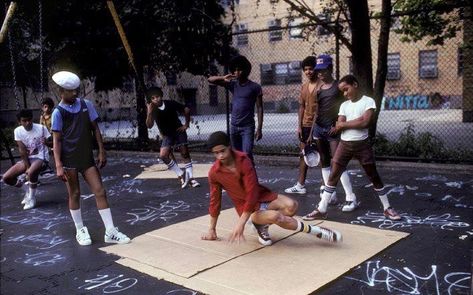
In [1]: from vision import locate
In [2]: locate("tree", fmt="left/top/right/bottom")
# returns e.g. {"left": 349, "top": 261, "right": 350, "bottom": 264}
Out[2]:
{"left": 0, "top": 0, "right": 231, "bottom": 142}
{"left": 266, "top": 0, "right": 467, "bottom": 136}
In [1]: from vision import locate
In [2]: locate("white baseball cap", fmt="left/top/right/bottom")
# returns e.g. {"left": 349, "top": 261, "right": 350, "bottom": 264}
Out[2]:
{"left": 52, "top": 71, "right": 80, "bottom": 90}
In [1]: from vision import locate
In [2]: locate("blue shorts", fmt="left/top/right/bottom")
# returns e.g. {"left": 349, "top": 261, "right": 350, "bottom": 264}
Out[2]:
{"left": 258, "top": 202, "right": 270, "bottom": 211}
{"left": 312, "top": 124, "right": 340, "bottom": 142}
{"left": 161, "top": 131, "right": 188, "bottom": 148}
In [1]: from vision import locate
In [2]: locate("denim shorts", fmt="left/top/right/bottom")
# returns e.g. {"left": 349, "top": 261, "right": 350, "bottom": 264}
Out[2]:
{"left": 312, "top": 124, "right": 340, "bottom": 142}
{"left": 258, "top": 202, "right": 270, "bottom": 211}
{"left": 161, "top": 131, "right": 188, "bottom": 148}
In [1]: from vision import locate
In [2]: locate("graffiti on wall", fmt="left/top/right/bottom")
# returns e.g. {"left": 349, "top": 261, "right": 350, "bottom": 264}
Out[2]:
{"left": 382, "top": 93, "right": 460, "bottom": 110}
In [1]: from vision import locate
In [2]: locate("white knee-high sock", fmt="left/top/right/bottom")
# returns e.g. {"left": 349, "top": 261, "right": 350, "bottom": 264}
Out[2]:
{"left": 318, "top": 185, "right": 336, "bottom": 212}
{"left": 167, "top": 160, "right": 184, "bottom": 177}
{"left": 321, "top": 167, "right": 331, "bottom": 185}
{"left": 184, "top": 162, "right": 193, "bottom": 179}
{"left": 99, "top": 208, "right": 115, "bottom": 231}
{"left": 340, "top": 171, "right": 355, "bottom": 201}
{"left": 296, "top": 221, "right": 322, "bottom": 235}
{"left": 374, "top": 187, "right": 391, "bottom": 210}
{"left": 70, "top": 209, "right": 84, "bottom": 230}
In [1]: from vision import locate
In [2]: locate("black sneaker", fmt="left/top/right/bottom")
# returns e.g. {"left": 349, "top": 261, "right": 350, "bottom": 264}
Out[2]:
{"left": 252, "top": 223, "right": 272, "bottom": 246}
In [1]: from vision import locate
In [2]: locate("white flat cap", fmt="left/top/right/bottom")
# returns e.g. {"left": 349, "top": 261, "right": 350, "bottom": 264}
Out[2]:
{"left": 52, "top": 71, "right": 80, "bottom": 90}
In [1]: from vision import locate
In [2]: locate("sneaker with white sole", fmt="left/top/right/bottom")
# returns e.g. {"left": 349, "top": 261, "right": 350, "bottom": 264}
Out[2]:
{"left": 284, "top": 183, "right": 307, "bottom": 194}
{"left": 189, "top": 179, "right": 201, "bottom": 188}
{"left": 179, "top": 173, "right": 189, "bottom": 189}
{"left": 76, "top": 226, "right": 92, "bottom": 246}
{"left": 23, "top": 196, "right": 36, "bottom": 210}
{"left": 384, "top": 207, "right": 401, "bottom": 221}
{"left": 302, "top": 209, "right": 328, "bottom": 221}
{"left": 252, "top": 223, "right": 272, "bottom": 246}
{"left": 317, "top": 227, "right": 343, "bottom": 243}
{"left": 342, "top": 200, "right": 359, "bottom": 212}
{"left": 21, "top": 191, "right": 29, "bottom": 205}
{"left": 105, "top": 227, "right": 131, "bottom": 244}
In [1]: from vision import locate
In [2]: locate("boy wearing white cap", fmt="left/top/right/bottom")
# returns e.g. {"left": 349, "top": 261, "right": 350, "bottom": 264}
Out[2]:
{"left": 51, "top": 71, "right": 130, "bottom": 246}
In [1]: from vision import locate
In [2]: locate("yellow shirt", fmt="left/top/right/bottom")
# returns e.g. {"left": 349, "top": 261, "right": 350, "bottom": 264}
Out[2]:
{"left": 40, "top": 113, "right": 52, "bottom": 133}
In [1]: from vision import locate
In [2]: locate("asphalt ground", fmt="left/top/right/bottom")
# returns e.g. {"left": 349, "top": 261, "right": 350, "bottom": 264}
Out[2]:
{"left": 1, "top": 152, "right": 472, "bottom": 295}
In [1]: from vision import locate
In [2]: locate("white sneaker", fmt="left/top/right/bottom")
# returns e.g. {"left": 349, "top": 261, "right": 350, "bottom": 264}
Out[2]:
{"left": 317, "top": 227, "right": 343, "bottom": 243}
{"left": 23, "top": 196, "right": 36, "bottom": 210}
{"left": 76, "top": 226, "right": 92, "bottom": 246}
{"left": 105, "top": 227, "right": 131, "bottom": 244}
{"left": 252, "top": 223, "right": 272, "bottom": 246}
{"left": 284, "top": 183, "right": 307, "bottom": 194}
{"left": 21, "top": 191, "right": 29, "bottom": 205}
{"left": 179, "top": 173, "right": 189, "bottom": 189}
{"left": 189, "top": 179, "right": 201, "bottom": 188}
{"left": 342, "top": 200, "right": 360, "bottom": 212}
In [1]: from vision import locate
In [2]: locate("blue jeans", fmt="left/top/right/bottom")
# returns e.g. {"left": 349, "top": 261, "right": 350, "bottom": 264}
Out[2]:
{"left": 230, "top": 125, "right": 255, "bottom": 161}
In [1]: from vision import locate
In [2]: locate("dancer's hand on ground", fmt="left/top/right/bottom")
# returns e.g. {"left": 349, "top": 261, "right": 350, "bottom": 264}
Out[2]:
{"left": 228, "top": 224, "right": 246, "bottom": 244}
{"left": 201, "top": 229, "right": 218, "bottom": 241}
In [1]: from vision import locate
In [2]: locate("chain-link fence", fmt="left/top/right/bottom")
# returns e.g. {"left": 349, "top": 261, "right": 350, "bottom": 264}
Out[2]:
{"left": 1, "top": 7, "right": 472, "bottom": 163}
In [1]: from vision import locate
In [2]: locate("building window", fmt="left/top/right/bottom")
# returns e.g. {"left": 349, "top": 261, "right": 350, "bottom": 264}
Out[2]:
{"left": 458, "top": 47, "right": 463, "bottom": 76}
{"left": 260, "top": 61, "right": 301, "bottom": 85}
{"left": 289, "top": 18, "right": 303, "bottom": 39}
{"left": 387, "top": 53, "right": 401, "bottom": 80}
{"left": 209, "top": 85, "right": 218, "bottom": 106}
{"left": 268, "top": 19, "right": 282, "bottom": 42}
{"left": 316, "top": 14, "right": 330, "bottom": 36}
{"left": 234, "top": 23, "right": 248, "bottom": 47}
{"left": 419, "top": 50, "right": 438, "bottom": 79}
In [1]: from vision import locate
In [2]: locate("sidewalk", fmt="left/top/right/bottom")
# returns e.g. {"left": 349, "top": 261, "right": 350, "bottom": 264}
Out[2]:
{"left": 1, "top": 153, "right": 472, "bottom": 295}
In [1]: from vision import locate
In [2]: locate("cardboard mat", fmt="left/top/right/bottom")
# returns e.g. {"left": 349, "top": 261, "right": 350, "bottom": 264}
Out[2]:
{"left": 101, "top": 210, "right": 409, "bottom": 295}
{"left": 135, "top": 163, "right": 212, "bottom": 179}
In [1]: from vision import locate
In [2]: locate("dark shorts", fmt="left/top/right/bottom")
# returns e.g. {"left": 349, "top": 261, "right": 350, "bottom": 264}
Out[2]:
{"left": 63, "top": 154, "right": 95, "bottom": 173}
{"left": 313, "top": 124, "right": 340, "bottom": 142}
{"left": 161, "top": 131, "right": 188, "bottom": 148}
{"left": 332, "top": 139, "right": 375, "bottom": 168}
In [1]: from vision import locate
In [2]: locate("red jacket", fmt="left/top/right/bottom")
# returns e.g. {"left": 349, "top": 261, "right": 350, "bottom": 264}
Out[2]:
{"left": 208, "top": 150, "right": 277, "bottom": 217}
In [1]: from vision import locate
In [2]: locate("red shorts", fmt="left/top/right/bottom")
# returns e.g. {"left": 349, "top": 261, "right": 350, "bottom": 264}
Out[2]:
{"left": 332, "top": 139, "right": 375, "bottom": 168}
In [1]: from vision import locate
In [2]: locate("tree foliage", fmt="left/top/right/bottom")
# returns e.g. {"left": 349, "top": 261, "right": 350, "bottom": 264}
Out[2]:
{"left": 0, "top": 0, "right": 231, "bottom": 91}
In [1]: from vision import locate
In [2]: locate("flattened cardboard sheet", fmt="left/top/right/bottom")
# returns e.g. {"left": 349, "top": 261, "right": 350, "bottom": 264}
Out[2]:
{"left": 103, "top": 214, "right": 409, "bottom": 295}
{"left": 135, "top": 163, "right": 212, "bottom": 179}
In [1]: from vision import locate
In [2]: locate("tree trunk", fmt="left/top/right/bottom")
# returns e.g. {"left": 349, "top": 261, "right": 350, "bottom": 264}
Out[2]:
{"left": 371, "top": 0, "right": 392, "bottom": 138}
{"left": 345, "top": 0, "right": 373, "bottom": 96}
{"left": 135, "top": 69, "right": 149, "bottom": 146}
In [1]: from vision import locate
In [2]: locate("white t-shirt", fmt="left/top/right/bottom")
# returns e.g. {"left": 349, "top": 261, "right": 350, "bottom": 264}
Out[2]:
{"left": 338, "top": 95, "right": 376, "bottom": 141}
{"left": 14, "top": 123, "right": 51, "bottom": 161}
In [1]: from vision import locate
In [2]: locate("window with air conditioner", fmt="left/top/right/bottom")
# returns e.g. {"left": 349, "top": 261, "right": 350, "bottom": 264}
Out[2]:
{"left": 316, "top": 14, "right": 330, "bottom": 36}
{"left": 260, "top": 64, "right": 273, "bottom": 85}
{"left": 387, "top": 53, "right": 401, "bottom": 80}
{"left": 268, "top": 19, "right": 282, "bottom": 41}
{"left": 234, "top": 23, "right": 248, "bottom": 46}
{"left": 419, "top": 50, "right": 438, "bottom": 79}
{"left": 274, "top": 63, "right": 288, "bottom": 84}
{"left": 289, "top": 18, "right": 303, "bottom": 39}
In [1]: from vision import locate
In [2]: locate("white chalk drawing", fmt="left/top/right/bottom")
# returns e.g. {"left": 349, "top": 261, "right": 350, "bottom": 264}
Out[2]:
{"left": 102, "top": 176, "right": 116, "bottom": 182}
{"left": 0, "top": 257, "right": 6, "bottom": 263}
{"left": 126, "top": 200, "right": 190, "bottom": 225}
{"left": 415, "top": 192, "right": 432, "bottom": 197}
{"left": 445, "top": 182, "right": 463, "bottom": 189}
{"left": 7, "top": 234, "right": 70, "bottom": 249}
{"left": 352, "top": 212, "right": 470, "bottom": 230}
{"left": 80, "top": 193, "right": 95, "bottom": 200}
{"left": 15, "top": 252, "right": 65, "bottom": 266}
{"left": 258, "top": 177, "right": 319, "bottom": 185}
{"left": 442, "top": 195, "right": 464, "bottom": 202}
{"left": 415, "top": 175, "right": 449, "bottom": 182}
{"left": 345, "top": 260, "right": 471, "bottom": 295}
{"left": 108, "top": 179, "right": 144, "bottom": 197}
{"left": 0, "top": 209, "right": 71, "bottom": 230}
{"left": 166, "top": 290, "right": 198, "bottom": 295}
{"left": 78, "top": 274, "right": 138, "bottom": 294}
